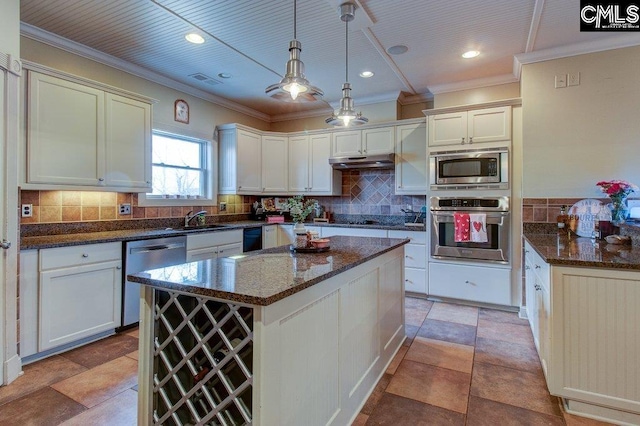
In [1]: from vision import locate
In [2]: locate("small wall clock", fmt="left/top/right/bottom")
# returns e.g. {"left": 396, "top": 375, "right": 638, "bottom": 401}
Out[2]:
{"left": 174, "top": 99, "right": 189, "bottom": 124}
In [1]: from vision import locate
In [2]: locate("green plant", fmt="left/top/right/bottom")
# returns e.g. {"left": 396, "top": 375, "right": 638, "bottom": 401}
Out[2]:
{"left": 286, "top": 195, "right": 318, "bottom": 222}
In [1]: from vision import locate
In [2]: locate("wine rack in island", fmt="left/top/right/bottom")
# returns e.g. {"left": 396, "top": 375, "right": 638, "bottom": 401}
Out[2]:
{"left": 153, "top": 289, "right": 253, "bottom": 425}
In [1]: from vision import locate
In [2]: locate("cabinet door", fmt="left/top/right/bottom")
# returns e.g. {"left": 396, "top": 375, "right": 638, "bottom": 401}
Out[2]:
{"left": 536, "top": 280, "right": 550, "bottom": 379}
{"left": 237, "top": 129, "right": 262, "bottom": 193}
{"left": 186, "top": 248, "right": 218, "bottom": 262}
{"left": 428, "top": 112, "right": 467, "bottom": 147}
{"left": 405, "top": 267, "right": 427, "bottom": 294}
{"left": 262, "top": 225, "right": 279, "bottom": 249}
{"left": 467, "top": 106, "right": 511, "bottom": 144}
{"left": 524, "top": 252, "right": 539, "bottom": 348}
{"left": 362, "top": 127, "right": 394, "bottom": 155}
{"left": 28, "top": 72, "right": 105, "bottom": 185}
{"left": 308, "top": 133, "right": 335, "bottom": 194}
{"left": 331, "top": 130, "right": 361, "bottom": 157}
{"left": 262, "top": 135, "right": 288, "bottom": 193}
{"left": 288, "top": 135, "right": 310, "bottom": 192}
{"left": 39, "top": 260, "right": 122, "bottom": 351}
{"left": 105, "top": 93, "right": 152, "bottom": 190}
{"left": 395, "top": 122, "right": 427, "bottom": 195}
{"left": 277, "top": 224, "right": 295, "bottom": 246}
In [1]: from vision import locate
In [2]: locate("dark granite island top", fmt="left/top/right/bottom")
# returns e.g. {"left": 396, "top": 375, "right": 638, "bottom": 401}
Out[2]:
{"left": 523, "top": 233, "right": 640, "bottom": 270}
{"left": 128, "top": 235, "right": 409, "bottom": 306}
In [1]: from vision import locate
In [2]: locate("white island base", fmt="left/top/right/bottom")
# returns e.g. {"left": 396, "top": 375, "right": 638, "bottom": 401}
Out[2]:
{"left": 137, "top": 247, "right": 405, "bottom": 425}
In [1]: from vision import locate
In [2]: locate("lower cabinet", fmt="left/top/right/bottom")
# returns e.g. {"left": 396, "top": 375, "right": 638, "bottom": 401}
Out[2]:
{"left": 429, "top": 262, "right": 511, "bottom": 305}
{"left": 524, "top": 241, "right": 550, "bottom": 377}
{"left": 389, "top": 230, "right": 427, "bottom": 295}
{"left": 262, "top": 225, "right": 278, "bottom": 249}
{"left": 21, "top": 242, "right": 123, "bottom": 356}
{"left": 186, "top": 230, "right": 243, "bottom": 261}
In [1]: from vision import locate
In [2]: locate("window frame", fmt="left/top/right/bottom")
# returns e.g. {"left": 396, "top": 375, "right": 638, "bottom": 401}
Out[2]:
{"left": 138, "top": 129, "right": 217, "bottom": 207}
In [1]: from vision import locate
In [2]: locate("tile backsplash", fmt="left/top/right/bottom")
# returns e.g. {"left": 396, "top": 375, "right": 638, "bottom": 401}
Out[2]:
{"left": 522, "top": 197, "right": 638, "bottom": 223}
{"left": 20, "top": 170, "right": 426, "bottom": 224}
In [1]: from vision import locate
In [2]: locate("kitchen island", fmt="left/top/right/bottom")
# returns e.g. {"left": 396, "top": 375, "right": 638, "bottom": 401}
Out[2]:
{"left": 128, "top": 235, "right": 409, "bottom": 426}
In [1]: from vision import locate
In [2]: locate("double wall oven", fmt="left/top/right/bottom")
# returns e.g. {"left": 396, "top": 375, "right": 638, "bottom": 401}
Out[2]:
{"left": 430, "top": 196, "right": 510, "bottom": 264}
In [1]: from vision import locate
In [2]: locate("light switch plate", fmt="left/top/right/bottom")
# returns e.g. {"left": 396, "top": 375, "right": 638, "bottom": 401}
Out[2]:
{"left": 555, "top": 74, "right": 567, "bottom": 88}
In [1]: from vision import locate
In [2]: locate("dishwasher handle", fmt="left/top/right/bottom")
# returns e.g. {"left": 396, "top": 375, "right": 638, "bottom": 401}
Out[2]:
{"left": 129, "top": 242, "right": 186, "bottom": 255}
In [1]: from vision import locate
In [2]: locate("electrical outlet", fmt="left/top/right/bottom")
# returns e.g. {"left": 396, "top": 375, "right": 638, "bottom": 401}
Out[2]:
{"left": 21, "top": 204, "right": 33, "bottom": 217}
{"left": 118, "top": 203, "right": 131, "bottom": 215}
{"left": 219, "top": 202, "right": 227, "bottom": 212}
{"left": 555, "top": 74, "right": 567, "bottom": 88}
{"left": 568, "top": 72, "right": 580, "bottom": 86}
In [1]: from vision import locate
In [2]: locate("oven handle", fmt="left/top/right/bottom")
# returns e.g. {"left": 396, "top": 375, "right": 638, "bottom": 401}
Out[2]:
{"left": 430, "top": 211, "right": 509, "bottom": 224}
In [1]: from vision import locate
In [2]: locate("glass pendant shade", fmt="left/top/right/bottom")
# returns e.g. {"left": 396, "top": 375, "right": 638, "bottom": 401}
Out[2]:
{"left": 265, "top": 1, "right": 323, "bottom": 102}
{"left": 326, "top": 2, "right": 368, "bottom": 126}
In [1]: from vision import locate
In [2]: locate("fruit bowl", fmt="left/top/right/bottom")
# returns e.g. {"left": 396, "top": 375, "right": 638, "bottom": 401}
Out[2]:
{"left": 310, "top": 238, "right": 330, "bottom": 249}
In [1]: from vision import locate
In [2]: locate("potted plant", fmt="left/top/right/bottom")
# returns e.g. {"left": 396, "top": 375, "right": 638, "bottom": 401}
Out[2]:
{"left": 285, "top": 195, "right": 318, "bottom": 233}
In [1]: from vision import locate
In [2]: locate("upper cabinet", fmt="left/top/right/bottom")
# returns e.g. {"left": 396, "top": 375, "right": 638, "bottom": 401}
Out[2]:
{"left": 288, "top": 133, "right": 341, "bottom": 195}
{"left": 428, "top": 106, "right": 511, "bottom": 147}
{"left": 25, "top": 70, "right": 153, "bottom": 191}
{"left": 331, "top": 126, "right": 395, "bottom": 157}
{"left": 219, "top": 126, "right": 262, "bottom": 194}
{"left": 395, "top": 122, "right": 427, "bottom": 195}
{"left": 261, "top": 134, "right": 288, "bottom": 194}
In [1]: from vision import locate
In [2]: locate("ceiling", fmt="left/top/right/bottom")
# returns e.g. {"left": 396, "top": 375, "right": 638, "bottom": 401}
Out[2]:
{"left": 19, "top": 0, "right": 640, "bottom": 121}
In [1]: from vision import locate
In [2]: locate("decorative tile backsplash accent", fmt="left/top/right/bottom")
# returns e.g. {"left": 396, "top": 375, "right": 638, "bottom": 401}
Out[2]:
{"left": 522, "top": 197, "right": 638, "bottom": 223}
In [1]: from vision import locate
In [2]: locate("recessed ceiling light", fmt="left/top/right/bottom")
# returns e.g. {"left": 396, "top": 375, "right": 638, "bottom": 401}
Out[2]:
{"left": 217, "top": 73, "right": 232, "bottom": 79}
{"left": 185, "top": 33, "right": 205, "bottom": 44}
{"left": 359, "top": 71, "right": 374, "bottom": 78}
{"left": 462, "top": 50, "right": 480, "bottom": 59}
{"left": 387, "top": 45, "right": 408, "bottom": 55}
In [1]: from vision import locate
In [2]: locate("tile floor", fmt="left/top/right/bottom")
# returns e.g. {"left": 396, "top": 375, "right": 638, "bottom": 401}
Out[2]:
{"left": 0, "top": 299, "right": 613, "bottom": 425}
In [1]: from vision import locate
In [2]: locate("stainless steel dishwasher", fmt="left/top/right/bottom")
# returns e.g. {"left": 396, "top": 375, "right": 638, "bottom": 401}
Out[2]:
{"left": 122, "top": 235, "right": 187, "bottom": 328}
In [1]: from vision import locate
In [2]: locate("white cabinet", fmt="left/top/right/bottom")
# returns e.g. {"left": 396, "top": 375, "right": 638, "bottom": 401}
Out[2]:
{"left": 186, "top": 230, "right": 243, "bottom": 261}
{"left": 428, "top": 106, "right": 511, "bottom": 147}
{"left": 219, "top": 126, "right": 262, "bottom": 194}
{"left": 38, "top": 242, "right": 122, "bottom": 352}
{"left": 389, "top": 230, "right": 427, "bottom": 295}
{"left": 26, "top": 71, "right": 152, "bottom": 191}
{"left": 395, "top": 122, "right": 427, "bottom": 195}
{"left": 262, "top": 225, "right": 278, "bottom": 249}
{"left": 261, "top": 135, "right": 288, "bottom": 194}
{"left": 429, "top": 262, "right": 511, "bottom": 305}
{"left": 277, "top": 224, "right": 295, "bottom": 246}
{"left": 524, "top": 240, "right": 550, "bottom": 377}
{"left": 331, "top": 126, "right": 394, "bottom": 157}
{"left": 288, "top": 133, "right": 341, "bottom": 195}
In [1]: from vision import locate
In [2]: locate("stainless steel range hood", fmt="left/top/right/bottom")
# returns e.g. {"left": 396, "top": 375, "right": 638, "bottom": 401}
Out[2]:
{"left": 329, "top": 153, "right": 395, "bottom": 170}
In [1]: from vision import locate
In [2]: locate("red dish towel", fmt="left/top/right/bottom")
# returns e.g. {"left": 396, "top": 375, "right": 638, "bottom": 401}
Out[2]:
{"left": 454, "top": 212, "right": 470, "bottom": 242}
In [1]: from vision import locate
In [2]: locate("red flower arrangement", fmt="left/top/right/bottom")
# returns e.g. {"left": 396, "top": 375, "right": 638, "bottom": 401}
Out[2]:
{"left": 596, "top": 180, "right": 638, "bottom": 199}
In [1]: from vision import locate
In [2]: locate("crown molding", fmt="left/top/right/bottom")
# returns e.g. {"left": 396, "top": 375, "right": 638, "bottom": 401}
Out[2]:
{"left": 19, "top": 22, "right": 271, "bottom": 122}
{"left": 397, "top": 91, "right": 433, "bottom": 105}
{"left": 515, "top": 33, "right": 640, "bottom": 66}
{"left": 270, "top": 106, "right": 334, "bottom": 123}
{"left": 428, "top": 74, "right": 519, "bottom": 95}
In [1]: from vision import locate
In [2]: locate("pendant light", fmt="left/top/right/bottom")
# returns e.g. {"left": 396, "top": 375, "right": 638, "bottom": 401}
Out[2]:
{"left": 326, "top": 2, "right": 368, "bottom": 126}
{"left": 265, "top": 0, "right": 323, "bottom": 102}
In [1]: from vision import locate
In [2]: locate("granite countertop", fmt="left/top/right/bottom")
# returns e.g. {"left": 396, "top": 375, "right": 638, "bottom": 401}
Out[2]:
{"left": 20, "top": 220, "right": 425, "bottom": 250}
{"left": 523, "top": 232, "right": 640, "bottom": 270}
{"left": 127, "top": 235, "right": 409, "bottom": 306}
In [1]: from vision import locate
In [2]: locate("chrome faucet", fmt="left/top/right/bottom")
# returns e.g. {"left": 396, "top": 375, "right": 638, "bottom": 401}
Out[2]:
{"left": 185, "top": 210, "right": 207, "bottom": 227}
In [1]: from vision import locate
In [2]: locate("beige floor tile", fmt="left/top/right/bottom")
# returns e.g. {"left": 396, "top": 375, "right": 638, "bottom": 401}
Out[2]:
{"left": 467, "top": 395, "right": 564, "bottom": 426}
{"left": 126, "top": 328, "right": 139, "bottom": 339}
{"left": 386, "top": 360, "right": 471, "bottom": 414}
{"left": 0, "top": 387, "right": 86, "bottom": 426}
{"left": 405, "top": 336, "right": 474, "bottom": 373}
{"left": 367, "top": 392, "right": 465, "bottom": 425}
{"left": 385, "top": 345, "right": 408, "bottom": 375}
{"left": 427, "top": 302, "right": 479, "bottom": 326}
{"left": 52, "top": 356, "right": 138, "bottom": 408}
{"left": 477, "top": 318, "right": 535, "bottom": 347}
{"left": 0, "top": 356, "right": 86, "bottom": 406}
{"left": 58, "top": 389, "right": 138, "bottom": 426}
{"left": 352, "top": 413, "right": 369, "bottom": 425}
{"left": 405, "top": 307, "right": 427, "bottom": 327}
{"left": 126, "top": 350, "right": 139, "bottom": 361}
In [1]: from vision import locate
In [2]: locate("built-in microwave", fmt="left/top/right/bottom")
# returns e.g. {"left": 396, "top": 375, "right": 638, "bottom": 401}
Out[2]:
{"left": 429, "top": 148, "right": 509, "bottom": 190}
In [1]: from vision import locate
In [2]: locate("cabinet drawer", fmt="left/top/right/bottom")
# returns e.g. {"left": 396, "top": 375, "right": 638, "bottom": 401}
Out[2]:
{"left": 429, "top": 262, "right": 511, "bottom": 305}
{"left": 216, "top": 242, "right": 242, "bottom": 258}
{"left": 404, "top": 244, "right": 426, "bottom": 268}
{"left": 187, "top": 229, "right": 243, "bottom": 251}
{"left": 40, "top": 242, "right": 121, "bottom": 270}
{"left": 405, "top": 267, "right": 427, "bottom": 294}
{"left": 388, "top": 230, "right": 426, "bottom": 244}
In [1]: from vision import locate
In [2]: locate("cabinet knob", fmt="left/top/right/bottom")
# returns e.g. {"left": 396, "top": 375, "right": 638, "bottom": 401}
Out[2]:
{"left": 461, "top": 137, "right": 465, "bottom": 144}
{"left": 363, "top": 149, "right": 367, "bottom": 153}
{"left": 465, "top": 280, "right": 470, "bottom": 284}
{"left": 82, "top": 253, "right": 89, "bottom": 258}
{"left": 469, "top": 137, "right": 473, "bottom": 144}
{"left": 116, "top": 266, "right": 122, "bottom": 270}
{"left": 525, "top": 265, "right": 530, "bottom": 270}
{"left": 405, "top": 279, "right": 412, "bottom": 283}
{"left": 535, "top": 284, "right": 542, "bottom": 291}
{"left": 219, "top": 250, "right": 224, "bottom": 254}
{"left": 535, "top": 265, "right": 541, "bottom": 269}
{"left": 98, "top": 178, "right": 104, "bottom": 182}
{"left": 146, "top": 181, "right": 150, "bottom": 184}
{"left": 1, "top": 240, "right": 11, "bottom": 250}
{"left": 525, "top": 249, "right": 530, "bottom": 253}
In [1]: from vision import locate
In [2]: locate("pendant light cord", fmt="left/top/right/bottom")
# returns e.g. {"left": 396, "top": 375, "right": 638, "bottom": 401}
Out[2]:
{"left": 293, "top": 0, "right": 297, "bottom": 39}
{"left": 345, "top": 18, "right": 349, "bottom": 83}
